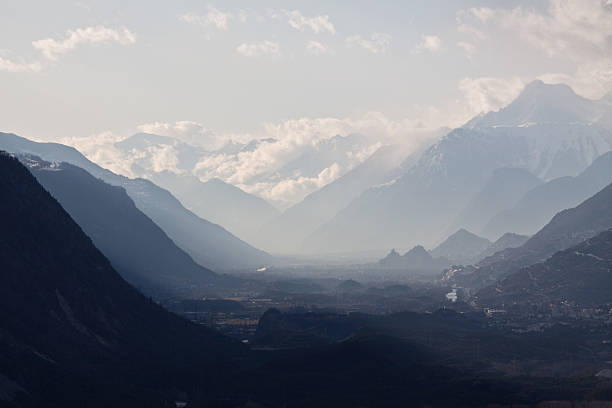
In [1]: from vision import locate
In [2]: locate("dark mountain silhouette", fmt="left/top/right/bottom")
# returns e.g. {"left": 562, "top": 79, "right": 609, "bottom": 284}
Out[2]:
{"left": 446, "top": 181, "right": 612, "bottom": 289}
{"left": 379, "top": 246, "right": 451, "bottom": 271}
{"left": 430, "top": 229, "right": 491, "bottom": 264}
{"left": 0, "top": 152, "right": 241, "bottom": 406}
{"left": 483, "top": 151, "right": 612, "bottom": 239}
{"left": 477, "top": 228, "right": 612, "bottom": 308}
{"left": 0, "top": 132, "right": 272, "bottom": 270}
{"left": 475, "top": 233, "right": 530, "bottom": 262}
{"left": 21, "top": 155, "right": 221, "bottom": 298}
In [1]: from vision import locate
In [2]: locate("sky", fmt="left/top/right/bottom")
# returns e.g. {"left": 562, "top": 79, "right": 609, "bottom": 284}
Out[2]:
{"left": 1, "top": 0, "right": 612, "bottom": 206}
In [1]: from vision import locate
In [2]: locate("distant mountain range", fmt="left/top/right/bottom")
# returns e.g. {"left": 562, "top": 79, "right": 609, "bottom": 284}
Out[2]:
{"left": 475, "top": 233, "right": 530, "bottom": 263}
{"left": 0, "top": 132, "right": 272, "bottom": 270}
{"left": 379, "top": 246, "right": 451, "bottom": 271}
{"left": 257, "top": 142, "right": 431, "bottom": 253}
{"left": 444, "top": 180, "right": 612, "bottom": 289}
{"left": 150, "top": 171, "right": 279, "bottom": 246}
{"left": 482, "top": 151, "right": 612, "bottom": 239}
{"left": 430, "top": 229, "right": 491, "bottom": 265}
{"left": 302, "top": 81, "right": 612, "bottom": 254}
{"left": 21, "top": 155, "right": 222, "bottom": 298}
{"left": 450, "top": 168, "right": 542, "bottom": 237}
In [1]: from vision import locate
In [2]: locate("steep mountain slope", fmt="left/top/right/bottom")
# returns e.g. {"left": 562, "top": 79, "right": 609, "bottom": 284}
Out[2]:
{"left": 259, "top": 143, "right": 422, "bottom": 253}
{"left": 477, "top": 228, "right": 612, "bottom": 308}
{"left": 475, "top": 233, "right": 530, "bottom": 263}
{"left": 0, "top": 152, "right": 240, "bottom": 406}
{"left": 447, "top": 181, "right": 612, "bottom": 289}
{"left": 430, "top": 229, "right": 491, "bottom": 265}
{"left": 22, "top": 155, "right": 220, "bottom": 298}
{"left": 451, "top": 168, "right": 541, "bottom": 236}
{"left": 0, "top": 132, "right": 272, "bottom": 270}
{"left": 304, "top": 82, "right": 612, "bottom": 254}
{"left": 483, "top": 151, "right": 612, "bottom": 239}
{"left": 379, "top": 246, "right": 451, "bottom": 271}
{"left": 150, "top": 171, "right": 279, "bottom": 245}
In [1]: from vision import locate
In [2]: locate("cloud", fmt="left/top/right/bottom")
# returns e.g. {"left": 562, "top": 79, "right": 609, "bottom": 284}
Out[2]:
{"left": 65, "top": 112, "right": 444, "bottom": 208}
{"left": 457, "top": 41, "right": 476, "bottom": 57}
{"left": 285, "top": 10, "right": 336, "bottom": 34}
{"left": 306, "top": 40, "right": 329, "bottom": 55}
{"left": 414, "top": 35, "right": 442, "bottom": 53}
{"left": 248, "top": 163, "right": 342, "bottom": 208}
{"left": 137, "top": 120, "right": 220, "bottom": 148}
{"left": 469, "top": 7, "right": 495, "bottom": 22}
{"left": 0, "top": 57, "right": 42, "bottom": 73}
{"left": 538, "top": 58, "right": 612, "bottom": 99}
{"left": 458, "top": 77, "right": 525, "bottom": 115}
{"left": 346, "top": 33, "right": 392, "bottom": 54}
{"left": 457, "top": 0, "right": 612, "bottom": 98}
{"left": 59, "top": 131, "right": 137, "bottom": 177}
{"left": 497, "top": 0, "right": 612, "bottom": 59}
{"left": 180, "top": 6, "right": 233, "bottom": 30}
{"left": 32, "top": 26, "right": 135, "bottom": 61}
{"left": 237, "top": 41, "right": 281, "bottom": 57}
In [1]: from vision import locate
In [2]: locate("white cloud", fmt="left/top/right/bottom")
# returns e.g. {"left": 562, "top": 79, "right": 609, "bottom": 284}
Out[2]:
{"left": 285, "top": 10, "right": 336, "bottom": 35}
{"left": 248, "top": 163, "right": 342, "bottom": 208}
{"left": 237, "top": 41, "right": 281, "bottom": 57}
{"left": 414, "top": 35, "right": 442, "bottom": 53}
{"left": 180, "top": 6, "right": 233, "bottom": 30}
{"left": 306, "top": 40, "right": 329, "bottom": 55}
{"left": 237, "top": 10, "right": 248, "bottom": 23}
{"left": 469, "top": 7, "right": 495, "bottom": 22}
{"left": 137, "top": 120, "right": 220, "bottom": 148}
{"left": 32, "top": 26, "right": 135, "bottom": 61}
{"left": 497, "top": 0, "right": 612, "bottom": 59}
{"left": 539, "top": 58, "right": 612, "bottom": 99}
{"left": 64, "top": 112, "right": 443, "bottom": 208}
{"left": 0, "top": 57, "right": 42, "bottom": 73}
{"left": 457, "top": 41, "right": 476, "bottom": 57}
{"left": 457, "top": 23, "right": 487, "bottom": 41}
{"left": 346, "top": 33, "right": 392, "bottom": 54}
{"left": 59, "top": 131, "right": 137, "bottom": 177}
{"left": 458, "top": 77, "right": 525, "bottom": 115}
{"left": 458, "top": 0, "right": 612, "bottom": 98}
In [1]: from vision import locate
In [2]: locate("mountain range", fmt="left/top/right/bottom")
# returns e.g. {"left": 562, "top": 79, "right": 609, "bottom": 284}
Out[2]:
{"left": 149, "top": 171, "right": 279, "bottom": 246}
{"left": 21, "top": 155, "right": 222, "bottom": 299}
{"left": 482, "top": 151, "right": 612, "bottom": 239}
{"left": 301, "top": 81, "right": 612, "bottom": 254}
{"left": 0, "top": 132, "right": 272, "bottom": 270}
{"left": 0, "top": 152, "right": 242, "bottom": 406}
{"left": 379, "top": 246, "right": 451, "bottom": 271}
{"left": 444, "top": 180, "right": 612, "bottom": 289}
{"left": 257, "top": 142, "right": 428, "bottom": 253}
{"left": 430, "top": 229, "right": 491, "bottom": 265}
{"left": 477, "top": 228, "right": 612, "bottom": 308}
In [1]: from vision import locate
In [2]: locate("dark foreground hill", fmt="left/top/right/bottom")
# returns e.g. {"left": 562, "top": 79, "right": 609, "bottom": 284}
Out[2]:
{"left": 21, "top": 155, "right": 223, "bottom": 299}
{"left": 0, "top": 152, "right": 242, "bottom": 407}
{"left": 477, "top": 228, "right": 612, "bottom": 308}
